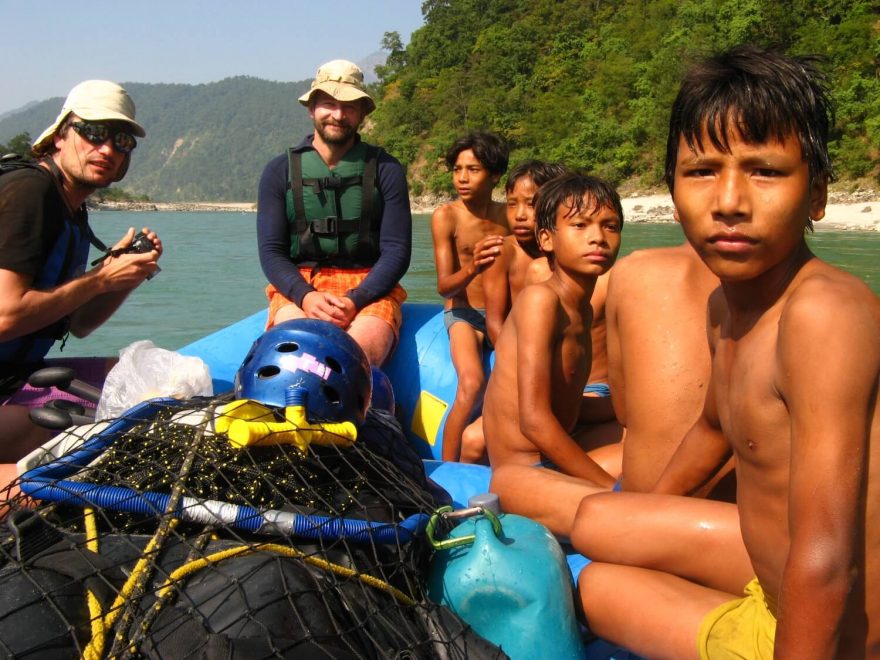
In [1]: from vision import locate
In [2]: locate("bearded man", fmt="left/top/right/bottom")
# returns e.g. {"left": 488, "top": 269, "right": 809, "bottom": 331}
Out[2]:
{"left": 256, "top": 60, "right": 412, "bottom": 366}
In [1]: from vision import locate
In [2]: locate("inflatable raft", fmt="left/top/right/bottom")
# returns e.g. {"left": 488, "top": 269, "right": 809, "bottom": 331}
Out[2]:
{"left": 179, "top": 303, "right": 637, "bottom": 659}
{"left": 4, "top": 303, "right": 634, "bottom": 659}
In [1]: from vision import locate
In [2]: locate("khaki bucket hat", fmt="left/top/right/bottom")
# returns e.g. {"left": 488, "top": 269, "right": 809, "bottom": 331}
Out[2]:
{"left": 298, "top": 60, "right": 376, "bottom": 114}
{"left": 32, "top": 80, "right": 146, "bottom": 155}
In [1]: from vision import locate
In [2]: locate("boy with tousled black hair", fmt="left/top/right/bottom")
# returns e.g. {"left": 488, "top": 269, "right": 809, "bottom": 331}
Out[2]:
{"left": 571, "top": 45, "right": 879, "bottom": 659}
{"left": 484, "top": 172, "right": 622, "bottom": 488}
{"left": 431, "top": 131, "right": 509, "bottom": 462}
{"left": 455, "top": 160, "right": 570, "bottom": 463}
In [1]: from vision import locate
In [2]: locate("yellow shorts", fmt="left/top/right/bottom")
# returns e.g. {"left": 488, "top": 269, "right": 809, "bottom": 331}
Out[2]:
{"left": 697, "top": 577, "right": 776, "bottom": 659}
{"left": 265, "top": 268, "right": 407, "bottom": 337}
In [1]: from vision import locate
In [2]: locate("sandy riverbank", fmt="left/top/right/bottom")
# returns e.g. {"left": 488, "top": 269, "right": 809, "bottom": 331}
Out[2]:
{"left": 412, "top": 189, "right": 880, "bottom": 232}
{"left": 615, "top": 190, "right": 880, "bottom": 232}
{"left": 94, "top": 191, "right": 880, "bottom": 232}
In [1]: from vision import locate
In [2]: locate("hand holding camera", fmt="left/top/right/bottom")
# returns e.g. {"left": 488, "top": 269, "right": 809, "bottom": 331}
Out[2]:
{"left": 92, "top": 229, "right": 161, "bottom": 279}
{"left": 125, "top": 231, "right": 161, "bottom": 279}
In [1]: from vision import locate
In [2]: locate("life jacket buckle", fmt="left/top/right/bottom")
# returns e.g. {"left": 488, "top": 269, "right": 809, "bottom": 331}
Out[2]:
{"left": 322, "top": 175, "right": 343, "bottom": 190}
{"left": 310, "top": 216, "right": 337, "bottom": 235}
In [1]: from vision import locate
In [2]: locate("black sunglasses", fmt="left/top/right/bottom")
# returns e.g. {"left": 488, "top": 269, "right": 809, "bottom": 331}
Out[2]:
{"left": 70, "top": 121, "right": 137, "bottom": 154}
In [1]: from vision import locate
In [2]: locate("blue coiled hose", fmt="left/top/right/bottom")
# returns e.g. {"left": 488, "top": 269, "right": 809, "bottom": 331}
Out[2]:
{"left": 18, "top": 398, "right": 429, "bottom": 544}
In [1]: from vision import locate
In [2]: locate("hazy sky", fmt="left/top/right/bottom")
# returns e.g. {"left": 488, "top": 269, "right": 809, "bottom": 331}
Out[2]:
{"left": 1, "top": 0, "right": 425, "bottom": 115}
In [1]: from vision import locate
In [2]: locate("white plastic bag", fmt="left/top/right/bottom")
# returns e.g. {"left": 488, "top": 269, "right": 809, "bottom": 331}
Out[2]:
{"left": 96, "top": 340, "right": 213, "bottom": 419}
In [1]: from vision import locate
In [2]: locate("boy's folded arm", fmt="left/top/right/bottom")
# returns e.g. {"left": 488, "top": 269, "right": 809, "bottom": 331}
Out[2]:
{"left": 482, "top": 255, "right": 510, "bottom": 345}
{"left": 773, "top": 283, "right": 878, "bottom": 658}
{"left": 652, "top": 382, "right": 730, "bottom": 495}
{"left": 430, "top": 207, "right": 476, "bottom": 299}
{"left": 521, "top": 407, "right": 617, "bottom": 487}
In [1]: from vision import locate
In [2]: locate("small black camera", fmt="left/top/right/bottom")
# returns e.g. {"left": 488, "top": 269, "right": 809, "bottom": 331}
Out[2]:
{"left": 125, "top": 231, "right": 154, "bottom": 255}
{"left": 125, "top": 232, "right": 160, "bottom": 279}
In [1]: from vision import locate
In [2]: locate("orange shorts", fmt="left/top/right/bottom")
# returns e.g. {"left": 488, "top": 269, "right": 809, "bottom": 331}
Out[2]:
{"left": 265, "top": 267, "right": 407, "bottom": 337}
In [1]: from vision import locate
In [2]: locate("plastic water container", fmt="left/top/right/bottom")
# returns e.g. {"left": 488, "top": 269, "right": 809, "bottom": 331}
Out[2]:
{"left": 427, "top": 493, "right": 585, "bottom": 659}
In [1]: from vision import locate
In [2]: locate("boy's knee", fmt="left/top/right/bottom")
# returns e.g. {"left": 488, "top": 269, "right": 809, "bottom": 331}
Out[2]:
{"left": 459, "top": 425, "right": 486, "bottom": 463}
{"left": 455, "top": 370, "right": 485, "bottom": 400}
{"left": 571, "top": 491, "right": 614, "bottom": 554}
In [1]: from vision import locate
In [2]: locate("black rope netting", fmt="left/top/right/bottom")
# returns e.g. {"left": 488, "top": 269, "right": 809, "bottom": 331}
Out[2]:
{"left": 0, "top": 398, "right": 506, "bottom": 659}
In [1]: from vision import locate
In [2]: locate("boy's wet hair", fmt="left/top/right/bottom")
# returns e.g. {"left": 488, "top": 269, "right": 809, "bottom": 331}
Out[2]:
{"left": 445, "top": 131, "right": 510, "bottom": 176}
{"left": 504, "top": 160, "right": 570, "bottom": 193}
{"left": 535, "top": 172, "right": 624, "bottom": 234}
{"left": 665, "top": 45, "right": 833, "bottom": 192}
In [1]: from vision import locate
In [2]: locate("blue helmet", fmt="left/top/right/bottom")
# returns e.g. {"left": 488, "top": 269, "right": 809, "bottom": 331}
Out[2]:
{"left": 234, "top": 319, "right": 372, "bottom": 426}
{"left": 370, "top": 366, "right": 395, "bottom": 414}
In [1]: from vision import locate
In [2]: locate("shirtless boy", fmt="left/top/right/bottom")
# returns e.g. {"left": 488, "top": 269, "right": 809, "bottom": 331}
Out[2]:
{"left": 483, "top": 160, "right": 570, "bottom": 345}
{"left": 573, "top": 46, "right": 880, "bottom": 659}
{"left": 604, "top": 242, "right": 723, "bottom": 493}
{"left": 483, "top": 173, "right": 622, "bottom": 490}
{"left": 431, "top": 132, "right": 509, "bottom": 461}
{"left": 490, "top": 241, "right": 724, "bottom": 536}
{"left": 457, "top": 160, "right": 569, "bottom": 462}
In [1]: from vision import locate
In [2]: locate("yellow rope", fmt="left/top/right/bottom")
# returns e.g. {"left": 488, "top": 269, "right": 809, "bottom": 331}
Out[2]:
{"left": 82, "top": 509, "right": 105, "bottom": 660}
{"left": 81, "top": 518, "right": 180, "bottom": 660}
{"left": 156, "top": 542, "right": 416, "bottom": 607}
{"left": 82, "top": 530, "right": 414, "bottom": 659}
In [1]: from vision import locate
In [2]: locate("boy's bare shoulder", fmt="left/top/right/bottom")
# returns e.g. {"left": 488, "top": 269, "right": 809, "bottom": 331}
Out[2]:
{"left": 512, "top": 279, "right": 563, "bottom": 320}
{"left": 784, "top": 260, "right": 880, "bottom": 327}
{"left": 610, "top": 245, "right": 698, "bottom": 291}
{"left": 431, "top": 200, "right": 462, "bottom": 224}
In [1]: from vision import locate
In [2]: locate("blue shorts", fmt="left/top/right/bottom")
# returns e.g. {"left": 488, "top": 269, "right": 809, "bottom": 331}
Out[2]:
{"left": 444, "top": 307, "right": 488, "bottom": 334}
{"left": 444, "top": 307, "right": 492, "bottom": 349}
{"left": 583, "top": 382, "right": 611, "bottom": 397}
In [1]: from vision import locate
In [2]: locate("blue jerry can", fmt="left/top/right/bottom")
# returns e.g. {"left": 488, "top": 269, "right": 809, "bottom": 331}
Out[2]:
{"left": 427, "top": 494, "right": 585, "bottom": 659}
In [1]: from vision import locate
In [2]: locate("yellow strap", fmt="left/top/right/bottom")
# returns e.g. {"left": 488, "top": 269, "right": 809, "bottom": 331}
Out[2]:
{"left": 218, "top": 401, "right": 357, "bottom": 450}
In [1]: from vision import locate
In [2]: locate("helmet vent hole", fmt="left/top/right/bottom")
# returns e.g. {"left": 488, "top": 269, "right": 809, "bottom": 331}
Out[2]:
{"left": 256, "top": 365, "right": 281, "bottom": 379}
{"left": 277, "top": 342, "right": 299, "bottom": 353}
{"left": 323, "top": 386, "right": 341, "bottom": 405}
{"left": 325, "top": 357, "right": 342, "bottom": 373}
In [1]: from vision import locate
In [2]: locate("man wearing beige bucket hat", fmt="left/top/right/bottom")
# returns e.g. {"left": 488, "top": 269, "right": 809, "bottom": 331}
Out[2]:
{"left": 257, "top": 59, "right": 412, "bottom": 366}
{"left": 0, "top": 79, "right": 162, "bottom": 470}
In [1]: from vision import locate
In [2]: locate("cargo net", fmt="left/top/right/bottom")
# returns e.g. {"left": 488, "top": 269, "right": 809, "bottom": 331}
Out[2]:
{"left": 0, "top": 397, "right": 504, "bottom": 659}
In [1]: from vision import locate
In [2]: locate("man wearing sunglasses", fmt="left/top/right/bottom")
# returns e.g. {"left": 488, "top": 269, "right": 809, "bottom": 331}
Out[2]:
{"left": 0, "top": 79, "right": 162, "bottom": 477}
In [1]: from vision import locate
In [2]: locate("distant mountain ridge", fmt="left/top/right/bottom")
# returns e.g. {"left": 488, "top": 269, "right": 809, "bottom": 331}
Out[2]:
{"left": 0, "top": 50, "right": 388, "bottom": 202}
{"left": 0, "top": 77, "right": 315, "bottom": 201}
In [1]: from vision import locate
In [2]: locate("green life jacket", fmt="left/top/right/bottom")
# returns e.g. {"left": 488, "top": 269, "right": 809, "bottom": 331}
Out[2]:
{"left": 285, "top": 142, "right": 383, "bottom": 267}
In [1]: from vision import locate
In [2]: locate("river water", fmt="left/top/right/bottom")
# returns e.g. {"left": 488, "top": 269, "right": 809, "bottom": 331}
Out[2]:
{"left": 48, "top": 211, "right": 880, "bottom": 359}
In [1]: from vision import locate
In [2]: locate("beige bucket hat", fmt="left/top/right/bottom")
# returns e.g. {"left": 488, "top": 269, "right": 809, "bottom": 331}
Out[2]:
{"left": 32, "top": 80, "right": 146, "bottom": 155}
{"left": 298, "top": 60, "right": 376, "bottom": 114}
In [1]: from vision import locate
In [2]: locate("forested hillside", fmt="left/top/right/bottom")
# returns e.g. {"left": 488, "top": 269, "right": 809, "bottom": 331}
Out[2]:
{"left": 1, "top": 0, "right": 877, "bottom": 201}
{"left": 371, "top": 0, "right": 879, "bottom": 195}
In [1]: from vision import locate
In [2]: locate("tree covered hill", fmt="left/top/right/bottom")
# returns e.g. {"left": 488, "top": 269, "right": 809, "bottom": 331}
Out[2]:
{"left": 372, "top": 0, "right": 878, "bottom": 196}
{"left": 1, "top": 0, "right": 877, "bottom": 202}
{"left": 0, "top": 76, "right": 314, "bottom": 202}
